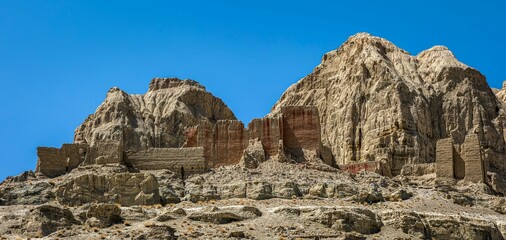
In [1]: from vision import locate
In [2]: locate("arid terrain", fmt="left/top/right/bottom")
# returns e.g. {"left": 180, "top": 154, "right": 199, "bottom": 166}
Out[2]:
{"left": 1, "top": 33, "right": 506, "bottom": 239}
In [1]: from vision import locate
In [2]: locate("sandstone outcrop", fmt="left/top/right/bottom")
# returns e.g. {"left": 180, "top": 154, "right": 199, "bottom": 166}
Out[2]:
{"left": 22, "top": 205, "right": 80, "bottom": 237}
{"left": 55, "top": 172, "right": 160, "bottom": 206}
{"left": 85, "top": 203, "right": 123, "bottom": 228}
{"left": 74, "top": 78, "right": 236, "bottom": 151}
{"left": 271, "top": 33, "right": 506, "bottom": 176}
{"left": 187, "top": 206, "right": 262, "bottom": 224}
{"left": 301, "top": 207, "right": 383, "bottom": 234}
{"left": 0, "top": 181, "right": 54, "bottom": 205}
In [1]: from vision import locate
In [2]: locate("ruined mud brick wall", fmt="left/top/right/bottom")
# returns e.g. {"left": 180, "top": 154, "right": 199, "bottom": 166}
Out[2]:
{"left": 184, "top": 106, "right": 323, "bottom": 168}
{"left": 125, "top": 147, "right": 206, "bottom": 174}
{"left": 214, "top": 120, "right": 246, "bottom": 167}
{"left": 84, "top": 140, "right": 123, "bottom": 165}
{"left": 184, "top": 121, "right": 215, "bottom": 167}
{"left": 247, "top": 117, "right": 283, "bottom": 157}
{"left": 36, "top": 143, "right": 88, "bottom": 177}
{"left": 462, "top": 134, "right": 485, "bottom": 182}
{"left": 184, "top": 120, "right": 248, "bottom": 168}
{"left": 436, "top": 138, "right": 454, "bottom": 179}
{"left": 281, "top": 106, "right": 321, "bottom": 153}
{"left": 435, "top": 135, "right": 485, "bottom": 183}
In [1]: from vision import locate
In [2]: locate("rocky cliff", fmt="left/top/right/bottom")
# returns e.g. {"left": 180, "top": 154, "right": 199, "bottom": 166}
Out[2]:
{"left": 74, "top": 78, "right": 236, "bottom": 151}
{"left": 271, "top": 33, "right": 506, "bottom": 175}
{"left": 2, "top": 33, "right": 506, "bottom": 239}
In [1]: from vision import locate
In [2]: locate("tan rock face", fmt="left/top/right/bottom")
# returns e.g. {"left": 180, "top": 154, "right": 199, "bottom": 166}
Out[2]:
{"left": 55, "top": 172, "right": 160, "bottom": 206}
{"left": 184, "top": 106, "right": 322, "bottom": 168}
{"left": 74, "top": 78, "right": 236, "bottom": 152}
{"left": 271, "top": 33, "right": 506, "bottom": 175}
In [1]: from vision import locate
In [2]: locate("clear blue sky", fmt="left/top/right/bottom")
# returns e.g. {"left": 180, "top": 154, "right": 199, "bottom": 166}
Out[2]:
{"left": 1, "top": 1, "right": 505, "bottom": 180}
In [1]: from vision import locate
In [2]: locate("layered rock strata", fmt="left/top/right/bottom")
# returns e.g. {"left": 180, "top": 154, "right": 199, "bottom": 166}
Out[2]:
{"left": 271, "top": 33, "right": 506, "bottom": 176}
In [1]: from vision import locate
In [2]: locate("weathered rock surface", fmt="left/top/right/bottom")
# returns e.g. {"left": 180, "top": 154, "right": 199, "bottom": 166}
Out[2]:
{"left": 187, "top": 205, "right": 262, "bottom": 224}
{"left": 271, "top": 33, "right": 506, "bottom": 176}
{"left": 74, "top": 78, "right": 236, "bottom": 152}
{"left": 0, "top": 181, "right": 54, "bottom": 205}
{"left": 152, "top": 170, "right": 184, "bottom": 204}
{"left": 22, "top": 205, "right": 80, "bottom": 237}
{"left": 85, "top": 203, "right": 123, "bottom": 228}
{"left": 135, "top": 225, "right": 177, "bottom": 240}
{"left": 55, "top": 172, "right": 160, "bottom": 206}
{"left": 240, "top": 138, "right": 266, "bottom": 169}
{"left": 3, "top": 33, "right": 506, "bottom": 239}
{"left": 301, "top": 207, "right": 383, "bottom": 234}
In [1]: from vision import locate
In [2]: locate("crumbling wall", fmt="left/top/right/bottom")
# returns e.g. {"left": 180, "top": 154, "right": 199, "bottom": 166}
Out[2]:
{"left": 84, "top": 140, "right": 123, "bottom": 165}
{"left": 125, "top": 147, "right": 206, "bottom": 175}
{"left": 36, "top": 143, "right": 88, "bottom": 178}
{"left": 247, "top": 117, "right": 283, "bottom": 157}
{"left": 184, "top": 120, "right": 248, "bottom": 168}
{"left": 435, "top": 138, "right": 454, "bottom": 179}
{"left": 435, "top": 135, "right": 485, "bottom": 183}
{"left": 462, "top": 134, "right": 485, "bottom": 183}
{"left": 214, "top": 120, "right": 246, "bottom": 167}
{"left": 183, "top": 106, "right": 323, "bottom": 168}
{"left": 281, "top": 106, "right": 321, "bottom": 153}
{"left": 184, "top": 121, "right": 215, "bottom": 167}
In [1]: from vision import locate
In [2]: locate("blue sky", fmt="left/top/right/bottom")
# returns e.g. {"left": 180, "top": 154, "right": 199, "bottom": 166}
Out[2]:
{"left": 1, "top": 0, "right": 505, "bottom": 180}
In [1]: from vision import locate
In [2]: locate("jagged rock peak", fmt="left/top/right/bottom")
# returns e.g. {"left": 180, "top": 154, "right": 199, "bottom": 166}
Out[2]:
{"left": 148, "top": 77, "right": 206, "bottom": 92}
{"left": 105, "top": 86, "right": 129, "bottom": 99}
{"left": 417, "top": 45, "right": 469, "bottom": 70}
{"left": 271, "top": 32, "right": 506, "bottom": 175}
{"left": 74, "top": 77, "right": 236, "bottom": 150}
{"left": 339, "top": 32, "right": 409, "bottom": 54}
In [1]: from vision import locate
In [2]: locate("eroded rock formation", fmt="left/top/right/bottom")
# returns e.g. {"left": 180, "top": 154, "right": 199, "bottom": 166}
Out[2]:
{"left": 3, "top": 33, "right": 506, "bottom": 239}
{"left": 74, "top": 78, "right": 236, "bottom": 151}
{"left": 271, "top": 33, "right": 506, "bottom": 176}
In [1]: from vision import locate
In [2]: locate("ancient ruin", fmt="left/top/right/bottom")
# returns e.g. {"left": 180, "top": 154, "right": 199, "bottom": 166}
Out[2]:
{"left": 35, "top": 103, "right": 323, "bottom": 177}
{"left": 3, "top": 33, "right": 506, "bottom": 239}
{"left": 436, "top": 134, "right": 487, "bottom": 183}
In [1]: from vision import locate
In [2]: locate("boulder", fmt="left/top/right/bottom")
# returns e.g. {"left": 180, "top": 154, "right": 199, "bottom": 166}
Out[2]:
{"left": 121, "top": 206, "right": 153, "bottom": 222}
{"left": 152, "top": 170, "right": 184, "bottom": 204}
{"left": 309, "top": 182, "right": 358, "bottom": 198}
{"left": 85, "top": 203, "right": 123, "bottom": 228}
{"left": 155, "top": 207, "right": 188, "bottom": 222}
{"left": 135, "top": 225, "right": 177, "bottom": 240}
{"left": 220, "top": 182, "right": 247, "bottom": 199}
{"left": 185, "top": 184, "right": 220, "bottom": 202}
{"left": 240, "top": 138, "right": 266, "bottom": 169}
{"left": 272, "top": 181, "right": 301, "bottom": 199}
{"left": 246, "top": 181, "right": 273, "bottom": 200}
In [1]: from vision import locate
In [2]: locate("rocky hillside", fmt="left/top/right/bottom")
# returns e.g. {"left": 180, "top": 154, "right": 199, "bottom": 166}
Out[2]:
{"left": 1, "top": 33, "right": 506, "bottom": 239}
{"left": 74, "top": 78, "right": 236, "bottom": 151}
{"left": 271, "top": 33, "right": 506, "bottom": 175}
